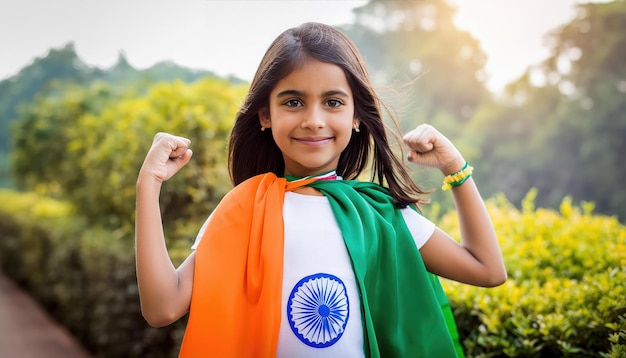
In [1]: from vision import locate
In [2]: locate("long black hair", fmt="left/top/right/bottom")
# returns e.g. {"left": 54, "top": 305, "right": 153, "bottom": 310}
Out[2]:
{"left": 228, "top": 22, "right": 427, "bottom": 207}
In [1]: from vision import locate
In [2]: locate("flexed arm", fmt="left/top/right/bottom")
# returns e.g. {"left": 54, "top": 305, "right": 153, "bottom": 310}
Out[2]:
{"left": 403, "top": 124, "right": 507, "bottom": 287}
{"left": 135, "top": 133, "right": 196, "bottom": 326}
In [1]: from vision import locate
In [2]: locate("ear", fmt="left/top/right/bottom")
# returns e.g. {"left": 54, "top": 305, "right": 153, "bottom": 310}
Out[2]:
{"left": 258, "top": 108, "right": 271, "bottom": 129}
{"left": 353, "top": 118, "right": 361, "bottom": 131}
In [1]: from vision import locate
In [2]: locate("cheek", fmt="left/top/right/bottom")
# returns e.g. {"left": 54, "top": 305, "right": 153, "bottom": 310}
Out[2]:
{"left": 269, "top": 124, "right": 290, "bottom": 150}
{"left": 340, "top": 117, "right": 355, "bottom": 135}
{"left": 338, "top": 123, "right": 355, "bottom": 146}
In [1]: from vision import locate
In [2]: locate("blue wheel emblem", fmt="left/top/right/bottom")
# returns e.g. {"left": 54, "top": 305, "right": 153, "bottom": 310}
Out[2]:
{"left": 287, "top": 273, "right": 349, "bottom": 348}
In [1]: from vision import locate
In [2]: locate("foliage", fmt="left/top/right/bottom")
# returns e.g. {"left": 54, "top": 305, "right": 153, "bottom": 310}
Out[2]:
{"left": 0, "top": 44, "right": 91, "bottom": 154}
{"left": 11, "top": 78, "right": 248, "bottom": 238}
{"left": 467, "top": 1, "right": 626, "bottom": 221}
{"left": 2, "top": 1, "right": 626, "bottom": 355}
{"left": 343, "top": 0, "right": 626, "bottom": 222}
{"left": 11, "top": 81, "right": 119, "bottom": 194}
{"left": 345, "top": 0, "right": 489, "bottom": 127}
{"left": 5, "top": 0, "right": 626, "bottom": 223}
{"left": 439, "top": 190, "right": 626, "bottom": 357}
{"left": 0, "top": 189, "right": 187, "bottom": 357}
{"left": 0, "top": 42, "right": 237, "bottom": 188}
{"left": 342, "top": 0, "right": 493, "bottom": 212}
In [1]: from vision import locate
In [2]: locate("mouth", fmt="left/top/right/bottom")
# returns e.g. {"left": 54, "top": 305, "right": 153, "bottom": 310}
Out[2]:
{"left": 294, "top": 136, "right": 334, "bottom": 146}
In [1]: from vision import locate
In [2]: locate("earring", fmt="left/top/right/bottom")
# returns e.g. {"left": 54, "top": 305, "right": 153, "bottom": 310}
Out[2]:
{"left": 261, "top": 126, "right": 266, "bottom": 131}
{"left": 354, "top": 123, "right": 360, "bottom": 133}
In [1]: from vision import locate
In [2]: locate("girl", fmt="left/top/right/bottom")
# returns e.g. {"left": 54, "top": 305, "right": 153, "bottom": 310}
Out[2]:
{"left": 136, "top": 22, "right": 506, "bottom": 358}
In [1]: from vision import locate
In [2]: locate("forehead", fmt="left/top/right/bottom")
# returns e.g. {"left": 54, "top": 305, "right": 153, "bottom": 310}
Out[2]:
{"left": 271, "top": 59, "right": 352, "bottom": 96}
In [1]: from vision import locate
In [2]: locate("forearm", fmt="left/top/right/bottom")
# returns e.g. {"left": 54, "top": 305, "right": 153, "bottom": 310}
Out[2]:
{"left": 451, "top": 177, "right": 507, "bottom": 286}
{"left": 135, "top": 176, "right": 185, "bottom": 325}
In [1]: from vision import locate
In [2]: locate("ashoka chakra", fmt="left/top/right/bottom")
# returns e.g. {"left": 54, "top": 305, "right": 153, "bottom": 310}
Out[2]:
{"left": 287, "top": 273, "right": 350, "bottom": 348}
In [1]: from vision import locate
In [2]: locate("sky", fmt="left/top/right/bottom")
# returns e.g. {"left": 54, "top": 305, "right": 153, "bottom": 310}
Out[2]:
{"left": 0, "top": 0, "right": 600, "bottom": 93}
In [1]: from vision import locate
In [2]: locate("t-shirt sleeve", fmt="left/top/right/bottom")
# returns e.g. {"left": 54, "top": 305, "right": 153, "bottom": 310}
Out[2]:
{"left": 399, "top": 207, "right": 436, "bottom": 249}
{"left": 191, "top": 212, "right": 214, "bottom": 250}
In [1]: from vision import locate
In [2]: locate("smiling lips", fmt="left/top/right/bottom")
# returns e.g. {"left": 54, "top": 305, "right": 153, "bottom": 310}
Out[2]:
{"left": 293, "top": 136, "right": 334, "bottom": 146}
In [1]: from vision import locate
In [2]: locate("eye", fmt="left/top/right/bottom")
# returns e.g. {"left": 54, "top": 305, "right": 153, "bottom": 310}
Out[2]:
{"left": 326, "top": 99, "right": 343, "bottom": 108}
{"left": 284, "top": 99, "right": 303, "bottom": 107}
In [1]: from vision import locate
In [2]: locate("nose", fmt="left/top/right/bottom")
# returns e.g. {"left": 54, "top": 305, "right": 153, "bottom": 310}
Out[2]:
{"left": 301, "top": 105, "right": 325, "bottom": 130}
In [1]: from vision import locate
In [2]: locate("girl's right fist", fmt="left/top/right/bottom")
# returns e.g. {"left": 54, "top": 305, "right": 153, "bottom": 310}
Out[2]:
{"left": 139, "top": 133, "right": 192, "bottom": 183}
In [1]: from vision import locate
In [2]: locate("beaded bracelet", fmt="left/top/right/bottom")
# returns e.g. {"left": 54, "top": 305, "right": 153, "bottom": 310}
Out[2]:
{"left": 442, "top": 162, "right": 474, "bottom": 191}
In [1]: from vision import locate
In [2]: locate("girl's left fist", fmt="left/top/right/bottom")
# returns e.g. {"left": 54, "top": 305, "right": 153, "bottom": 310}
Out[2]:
{"left": 402, "top": 124, "right": 465, "bottom": 175}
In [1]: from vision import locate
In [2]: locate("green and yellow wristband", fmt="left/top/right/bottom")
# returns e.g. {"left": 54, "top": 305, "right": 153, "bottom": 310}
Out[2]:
{"left": 442, "top": 162, "right": 474, "bottom": 191}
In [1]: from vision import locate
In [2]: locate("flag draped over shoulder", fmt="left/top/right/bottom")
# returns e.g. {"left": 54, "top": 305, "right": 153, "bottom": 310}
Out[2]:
{"left": 179, "top": 173, "right": 463, "bottom": 358}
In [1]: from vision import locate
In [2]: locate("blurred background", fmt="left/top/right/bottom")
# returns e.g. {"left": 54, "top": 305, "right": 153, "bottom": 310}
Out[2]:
{"left": 0, "top": 1, "right": 624, "bottom": 357}
{"left": 1, "top": 0, "right": 625, "bottom": 220}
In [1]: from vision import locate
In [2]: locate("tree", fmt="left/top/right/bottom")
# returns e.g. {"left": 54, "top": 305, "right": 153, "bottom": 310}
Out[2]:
{"left": 540, "top": 1, "right": 626, "bottom": 219}
{"left": 11, "top": 81, "right": 117, "bottom": 195}
{"left": 468, "top": 1, "right": 626, "bottom": 221}
{"left": 343, "top": 0, "right": 489, "bottom": 129}
{"left": 341, "top": 0, "right": 490, "bottom": 211}
{"left": 11, "top": 78, "right": 248, "bottom": 235}
{"left": 0, "top": 42, "right": 236, "bottom": 189}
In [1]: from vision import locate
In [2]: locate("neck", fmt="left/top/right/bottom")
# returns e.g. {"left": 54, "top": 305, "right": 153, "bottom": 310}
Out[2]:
{"left": 284, "top": 170, "right": 338, "bottom": 196}
{"left": 291, "top": 186, "right": 325, "bottom": 196}
{"left": 284, "top": 170, "right": 338, "bottom": 183}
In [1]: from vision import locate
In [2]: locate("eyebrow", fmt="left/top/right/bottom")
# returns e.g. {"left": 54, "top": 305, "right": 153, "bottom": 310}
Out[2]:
{"left": 275, "top": 89, "right": 350, "bottom": 98}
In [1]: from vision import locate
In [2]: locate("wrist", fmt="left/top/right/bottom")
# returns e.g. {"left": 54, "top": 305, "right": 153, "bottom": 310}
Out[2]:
{"left": 442, "top": 161, "right": 473, "bottom": 191}
{"left": 442, "top": 158, "right": 467, "bottom": 176}
{"left": 137, "top": 171, "right": 163, "bottom": 191}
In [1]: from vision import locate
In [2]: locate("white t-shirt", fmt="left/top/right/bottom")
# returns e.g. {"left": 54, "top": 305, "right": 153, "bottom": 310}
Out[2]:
{"left": 192, "top": 191, "right": 436, "bottom": 357}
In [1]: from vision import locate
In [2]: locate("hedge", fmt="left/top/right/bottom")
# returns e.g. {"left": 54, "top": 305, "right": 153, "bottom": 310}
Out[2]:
{"left": 0, "top": 189, "right": 188, "bottom": 357}
{"left": 440, "top": 190, "right": 626, "bottom": 357}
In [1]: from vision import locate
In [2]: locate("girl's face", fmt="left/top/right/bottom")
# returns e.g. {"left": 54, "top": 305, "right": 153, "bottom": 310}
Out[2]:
{"left": 260, "top": 59, "right": 359, "bottom": 177}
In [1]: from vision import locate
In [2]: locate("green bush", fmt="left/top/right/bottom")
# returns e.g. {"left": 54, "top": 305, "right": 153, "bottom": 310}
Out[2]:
{"left": 0, "top": 189, "right": 188, "bottom": 357}
{"left": 440, "top": 189, "right": 626, "bottom": 357}
{"left": 11, "top": 78, "right": 247, "bottom": 233}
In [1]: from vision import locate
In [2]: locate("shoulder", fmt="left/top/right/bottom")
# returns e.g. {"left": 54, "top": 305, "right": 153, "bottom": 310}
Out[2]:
{"left": 337, "top": 179, "right": 395, "bottom": 203}
{"left": 216, "top": 172, "right": 288, "bottom": 213}
{"left": 226, "top": 172, "right": 280, "bottom": 200}
{"left": 399, "top": 207, "right": 436, "bottom": 249}
{"left": 234, "top": 172, "right": 278, "bottom": 189}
